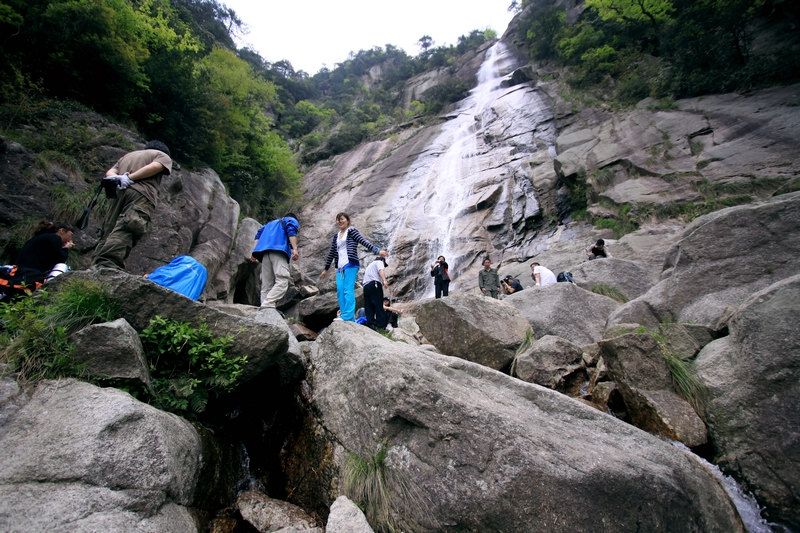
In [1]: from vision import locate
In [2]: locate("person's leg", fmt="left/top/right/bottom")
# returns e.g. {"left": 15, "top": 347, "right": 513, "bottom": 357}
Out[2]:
{"left": 364, "top": 283, "right": 378, "bottom": 328}
{"left": 340, "top": 265, "right": 359, "bottom": 321}
{"left": 442, "top": 280, "right": 450, "bottom": 296}
{"left": 262, "top": 252, "right": 290, "bottom": 308}
{"left": 435, "top": 281, "right": 442, "bottom": 299}
{"left": 93, "top": 190, "right": 152, "bottom": 269}
{"left": 336, "top": 269, "right": 346, "bottom": 317}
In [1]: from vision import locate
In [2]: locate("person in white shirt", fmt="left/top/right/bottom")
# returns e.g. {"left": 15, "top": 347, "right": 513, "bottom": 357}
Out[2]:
{"left": 530, "top": 262, "right": 557, "bottom": 287}
{"left": 362, "top": 256, "right": 389, "bottom": 329}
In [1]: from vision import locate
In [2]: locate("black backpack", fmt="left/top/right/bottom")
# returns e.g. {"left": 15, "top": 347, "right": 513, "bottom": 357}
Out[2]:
{"left": 556, "top": 271, "right": 574, "bottom": 283}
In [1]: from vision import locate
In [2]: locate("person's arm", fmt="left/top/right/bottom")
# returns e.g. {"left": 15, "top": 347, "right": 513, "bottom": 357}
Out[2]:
{"left": 379, "top": 266, "right": 388, "bottom": 288}
{"left": 289, "top": 235, "right": 299, "bottom": 261}
{"left": 534, "top": 272, "right": 542, "bottom": 286}
{"left": 320, "top": 235, "right": 337, "bottom": 279}
{"left": 349, "top": 227, "right": 387, "bottom": 257}
{"left": 128, "top": 161, "right": 168, "bottom": 182}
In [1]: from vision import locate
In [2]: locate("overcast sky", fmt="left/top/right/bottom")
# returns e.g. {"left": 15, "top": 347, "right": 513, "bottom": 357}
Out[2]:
{"left": 222, "top": 0, "right": 515, "bottom": 74}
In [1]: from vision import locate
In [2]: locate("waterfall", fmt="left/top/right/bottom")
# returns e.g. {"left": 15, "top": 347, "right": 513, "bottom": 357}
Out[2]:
{"left": 671, "top": 442, "right": 776, "bottom": 532}
{"left": 384, "top": 41, "right": 555, "bottom": 297}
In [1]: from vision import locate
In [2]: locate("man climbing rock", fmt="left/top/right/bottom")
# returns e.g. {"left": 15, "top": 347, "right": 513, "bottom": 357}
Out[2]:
{"left": 93, "top": 141, "right": 173, "bottom": 270}
{"left": 249, "top": 213, "right": 300, "bottom": 308}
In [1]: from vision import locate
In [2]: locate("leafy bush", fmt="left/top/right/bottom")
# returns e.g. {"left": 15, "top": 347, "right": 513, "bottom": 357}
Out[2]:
{"left": 140, "top": 315, "right": 246, "bottom": 415}
{"left": 0, "top": 279, "right": 120, "bottom": 382}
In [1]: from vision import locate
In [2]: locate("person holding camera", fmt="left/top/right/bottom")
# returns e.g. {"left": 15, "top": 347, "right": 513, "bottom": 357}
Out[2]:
{"left": 501, "top": 275, "right": 523, "bottom": 295}
{"left": 93, "top": 141, "right": 172, "bottom": 270}
{"left": 430, "top": 255, "right": 451, "bottom": 298}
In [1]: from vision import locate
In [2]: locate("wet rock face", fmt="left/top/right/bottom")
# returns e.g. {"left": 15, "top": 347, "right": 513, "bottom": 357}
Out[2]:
{"left": 302, "top": 322, "right": 743, "bottom": 532}
{"left": 696, "top": 274, "right": 800, "bottom": 528}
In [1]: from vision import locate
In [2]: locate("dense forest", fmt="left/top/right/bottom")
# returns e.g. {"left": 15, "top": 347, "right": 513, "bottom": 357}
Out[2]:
{"left": 0, "top": 0, "right": 495, "bottom": 219}
{"left": 513, "top": 0, "right": 800, "bottom": 104}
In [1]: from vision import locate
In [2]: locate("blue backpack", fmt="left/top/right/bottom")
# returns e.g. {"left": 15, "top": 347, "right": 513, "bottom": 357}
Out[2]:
{"left": 147, "top": 256, "right": 208, "bottom": 300}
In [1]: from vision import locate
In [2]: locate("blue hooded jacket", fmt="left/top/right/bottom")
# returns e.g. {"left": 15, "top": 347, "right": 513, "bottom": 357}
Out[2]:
{"left": 253, "top": 216, "right": 300, "bottom": 260}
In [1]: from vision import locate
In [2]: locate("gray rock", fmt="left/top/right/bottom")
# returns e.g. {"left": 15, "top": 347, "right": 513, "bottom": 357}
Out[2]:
{"left": 71, "top": 318, "right": 150, "bottom": 387}
{"left": 0, "top": 379, "right": 201, "bottom": 532}
{"left": 513, "top": 335, "right": 586, "bottom": 394}
{"left": 236, "top": 491, "right": 319, "bottom": 532}
{"left": 600, "top": 333, "right": 707, "bottom": 447}
{"left": 301, "top": 322, "right": 743, "bottom": 531}
{"left": 608, "top": 192, "right": 800, "bottom": 329}
{"left": 696, "top": 274, "right": 800, "bottom": 527}
{"left": 325, "top": 495, "right": 374, "bottom": 533}
{"left": 504, "top": 283, "right": 620, "bottom": 345}
{"left": 296, "top": 289, "right": 364, "bottom": 332}
{"left": 65, "top": 269, "right": 300, "bottom": 384}
{"left": 415, "top": 293, "right": 530, "bottom": 371}
{"left": 568, "top": 257, "right": 656, "bottom": 301}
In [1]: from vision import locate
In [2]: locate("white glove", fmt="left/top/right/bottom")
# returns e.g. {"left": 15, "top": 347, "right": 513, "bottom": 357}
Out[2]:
{"left": 116, "top": 173, "right": 134, "bottom": 189}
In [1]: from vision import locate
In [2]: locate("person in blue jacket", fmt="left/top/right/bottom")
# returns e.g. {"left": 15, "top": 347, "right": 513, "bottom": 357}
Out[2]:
{"left": 320, "top": 212, "right": 387, "bottom": 322}
{"left": 249, "top": 213, "right": 300, "bottom": 308}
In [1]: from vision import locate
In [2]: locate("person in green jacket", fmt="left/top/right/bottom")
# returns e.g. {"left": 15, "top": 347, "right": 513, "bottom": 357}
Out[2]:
{"left": 478, "top": 257, "right": 500, "bottom": 299}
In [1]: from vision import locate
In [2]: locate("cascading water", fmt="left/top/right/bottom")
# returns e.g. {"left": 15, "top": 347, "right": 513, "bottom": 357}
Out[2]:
{"left": 384, "top": 41, "right": 556, "bottom": 297}
{"left": 671, "top": 442, "right": 777, "bottom": 532}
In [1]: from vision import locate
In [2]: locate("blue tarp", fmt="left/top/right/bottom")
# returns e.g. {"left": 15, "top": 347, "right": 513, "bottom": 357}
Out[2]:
{"left": 147, "top": 256, "right": 207, "bottom": 300}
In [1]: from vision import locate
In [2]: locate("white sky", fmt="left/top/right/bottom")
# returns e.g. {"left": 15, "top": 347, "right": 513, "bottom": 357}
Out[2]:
{"left": 222, "top": 0, "right": 515, "bottom": 74}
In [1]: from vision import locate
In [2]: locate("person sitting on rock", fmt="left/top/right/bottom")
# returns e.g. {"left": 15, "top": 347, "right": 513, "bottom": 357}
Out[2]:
{"left": 1, "top": 221, "right": 74, "bottom": 300}
{"left": 587, "top": 238, "right": 611, "bottom": 260}
{"left": 501, "top": 275, "right": 524, "bottom": 295}
{"left": 478, "top": 257, "right": 501, "bottom": 299}
{"left": 530, "top": 262, "right": 557, "bottom": 287}
{"left": 379, "top": 297, "right": 401, "bottom": 329}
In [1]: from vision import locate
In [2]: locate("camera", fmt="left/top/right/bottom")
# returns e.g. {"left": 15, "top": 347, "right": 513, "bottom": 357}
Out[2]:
{"left": 101, "top": 176, "right": 120, "bottom": 199}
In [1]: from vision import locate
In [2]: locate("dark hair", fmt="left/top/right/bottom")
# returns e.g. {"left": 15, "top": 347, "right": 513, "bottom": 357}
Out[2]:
{"left": 383, "top": 297, "right": 391, "bottom": 303}
{"left": 335, "top": 212, "right": 351, "bottom": 224}
{"left": 596, "top": 239, "right": 605, "bottom": 246}
{"left": 33, "top": 220, "right": 56, "bottom": 236}
{"left": 482, "top": 257, "right": 491, "bottom": 264}
{"left": 145, "top": 140, "right": 171, "bottom": 157}
{"left": 56, "top": 223, "right": 75, "bottom": 233}
{"left": 531, "top": 262, "right": 540, "bottom": 267}
{"left": 284, "top": 212, "right": 299, "bottom": 222}
{"left": 437, "top": 255, "right": 445, "bottom": 261}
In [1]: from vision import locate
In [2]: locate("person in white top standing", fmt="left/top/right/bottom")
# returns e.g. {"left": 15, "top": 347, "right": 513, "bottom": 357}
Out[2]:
{"left": 362, "top": 256, "right": 389, "bottom": 329}
{"left": 530, "top": 262, "right": 557, "bottom": 287}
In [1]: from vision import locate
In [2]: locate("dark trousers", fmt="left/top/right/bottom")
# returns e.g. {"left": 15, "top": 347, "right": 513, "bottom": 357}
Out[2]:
{"left": 363, "top": 281, "right": 385, "bottom": 329}
{"left": 435, "top": 280, "right": 450, "bottom": 298}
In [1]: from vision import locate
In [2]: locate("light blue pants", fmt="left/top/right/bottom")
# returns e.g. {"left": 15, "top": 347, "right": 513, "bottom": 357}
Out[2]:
{"left": 336, "top": 265, "right": 359, "bottom": 321}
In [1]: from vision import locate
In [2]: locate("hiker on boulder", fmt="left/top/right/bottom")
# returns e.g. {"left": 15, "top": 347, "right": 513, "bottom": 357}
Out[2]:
{"left": 379, "top": 297, "right": 401, "bottom": 329}
{"left": 362, "top": 255, "right": 389, "bottom": 329}
{"left": 587, "top": 238, "right": 611, "bottom": 260}
{"left": 93, "top": 140, "right": 173, "bottom": 270}
{"left": 249, "top": 213, "right": 300, "bottom": 309}
{"left": 530, "top": 262, "right": 557, "bottom": 287}
{"left": 320, "top": 212, "right": 387, "bottom": 322}
{"left": 430, "top": 255, "right": 451, "bottom": 298}
{"left": 478, "top": 258, "right": 500, "bottom": 299}
{"left": 1, "top": 221, "right": 74, "bottom": 300}
{"left": 501, "top": 275, "right": 523, "bottom": 295}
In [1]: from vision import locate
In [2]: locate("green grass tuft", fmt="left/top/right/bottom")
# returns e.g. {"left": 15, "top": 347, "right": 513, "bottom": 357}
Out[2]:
{"left": 344, "top": 444, "right": 392, "bottom": 530}
{"left": 662, "top": 352, "right": 707, "bottom": 411}
{"left": 590, "top": 283, "right": 629, "bottom": 303}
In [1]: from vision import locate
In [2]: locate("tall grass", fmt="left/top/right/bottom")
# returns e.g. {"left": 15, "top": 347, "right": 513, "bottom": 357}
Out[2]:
{"left": 344, "top": 444, "right": 392, "bottom": 530}
{"left": 590, "top": 283, "right": 629, "bottom": 303}
{"left": 662, "top": 352, "right": 707, "bottom": 411}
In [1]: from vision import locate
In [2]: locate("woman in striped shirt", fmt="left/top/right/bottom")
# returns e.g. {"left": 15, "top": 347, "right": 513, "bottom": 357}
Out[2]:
{"left": 320, "top": 212, "right": 387, "bottom": 321}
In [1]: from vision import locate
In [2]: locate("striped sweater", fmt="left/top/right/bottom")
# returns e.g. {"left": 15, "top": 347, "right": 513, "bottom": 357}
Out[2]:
{"left": 323, "top": 227, "right": 381, "bottom": 270}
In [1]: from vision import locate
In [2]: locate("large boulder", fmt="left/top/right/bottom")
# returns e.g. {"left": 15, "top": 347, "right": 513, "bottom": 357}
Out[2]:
{"left": 236, "top": 491, "right": 321, "bottom": 532}
{"left": 71, "top": 318, "right": 150, "bottom": 387}
{"left": 600, "top": 333, "right": 707, "bottom": 447}
{"left": 513, "top": 335, "right": 586, "bottom": 394}
{"left": 302, "top": 322, "right": 743, "bottom": 531}
{"left": 567, "top": 257, "right": 656, "bottom": 301}
{"left": 696, "top": 274, "right": 800, "bottom": 527}
{"left": 608, "top": 192, "right": 800, "bottom": 329}
{"left": 0, "top": 379, "right": 202, "bottom": 532}
{"left": 504, "top": 283, "right": 620, "bottom": 345}
{"left": 415, "top": 293, "right": 529, "bottom": 371}
{"left": 64, "top": 269, "right": 301, "bottom": 384}
{"left": 325, "top": 495, "right": 373, "bottom": 533}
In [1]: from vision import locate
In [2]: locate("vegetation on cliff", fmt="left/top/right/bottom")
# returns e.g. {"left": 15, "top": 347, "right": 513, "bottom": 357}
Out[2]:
{"left": 514, "top": 0, "right": 800, "bottom": 105}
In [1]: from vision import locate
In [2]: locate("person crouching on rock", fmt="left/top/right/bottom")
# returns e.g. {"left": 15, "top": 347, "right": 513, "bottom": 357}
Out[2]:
{"left": 320, "top": 212, "right": 387, "bottom": 322}
{"left": 15, "top": 221, "right": 74, "bottom": 282}
{"left": 501, "top": 275, "right": 523, "bottom": 295}
{"left": 587, "top": 238, "right": 611, "bottom": 260}
{"left": 430, "top": 255, "right": 451, "bottom": 298}
{"left": 249, "top": 213, "right": 300, "bottom": 309}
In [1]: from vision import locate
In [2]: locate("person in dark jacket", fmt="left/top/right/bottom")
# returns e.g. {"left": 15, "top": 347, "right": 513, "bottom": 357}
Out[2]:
{"left": 320, "top": 212, "right": 387, "bottom": 322}
{"left": 1, "top": 222, "right": 74, "bottom": 299}
{"left": 249, "top": 213, "right": 300, "bottom": 308}
{"left": 587, "top": 238, "right": 611, "bottom": 260}
{"left": 430, "top": 255, "right": 450, "bottom": 298}
{"left": 501, "top": 275, "right": 523, "bottom": 295}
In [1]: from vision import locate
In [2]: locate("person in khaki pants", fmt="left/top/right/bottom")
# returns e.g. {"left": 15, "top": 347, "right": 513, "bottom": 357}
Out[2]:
{"left": 249, "top": 214, "right": 300, "bottom": 308}
{"left": 93, "top": 140, "right": 172, "bottom": 270}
